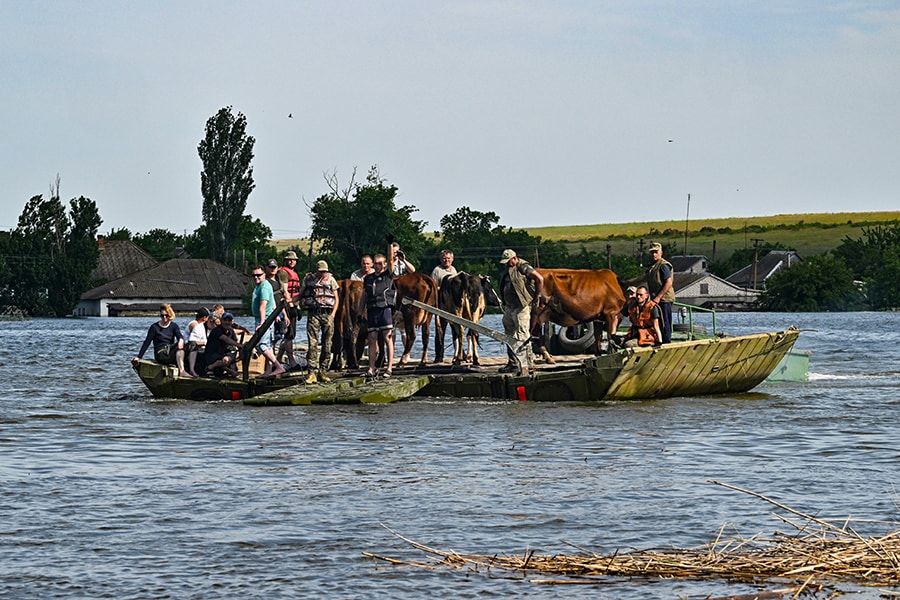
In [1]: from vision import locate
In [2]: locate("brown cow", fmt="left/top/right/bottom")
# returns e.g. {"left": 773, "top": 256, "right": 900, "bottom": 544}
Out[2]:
{"left": 436, "top": 272, "right": 501, "bottom": 365}
{"left": 394, "top": 272, "right": 438, "bottom": 366}
{"left": 329, "top": 279, "right": 367, "bottom": 370}
{"left": 531, "top": 268, "right": 625, "bottom": 361}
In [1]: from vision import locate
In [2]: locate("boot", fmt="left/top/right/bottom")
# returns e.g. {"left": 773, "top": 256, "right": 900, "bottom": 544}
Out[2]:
{"left": 317, "top": 371, "right": 331, "bottom": 383}
{"left": 305, "top": 372, "right": 318, "bottom": 384}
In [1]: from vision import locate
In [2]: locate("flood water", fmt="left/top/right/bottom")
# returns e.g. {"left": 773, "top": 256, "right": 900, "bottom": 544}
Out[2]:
{"left": 2, "top": 312, "right": 899, "bottom": 599}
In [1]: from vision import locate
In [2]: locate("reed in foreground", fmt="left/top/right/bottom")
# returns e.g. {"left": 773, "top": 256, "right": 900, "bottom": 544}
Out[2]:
{"left": 365, "top": 481, "right": 900, "bottom": 598}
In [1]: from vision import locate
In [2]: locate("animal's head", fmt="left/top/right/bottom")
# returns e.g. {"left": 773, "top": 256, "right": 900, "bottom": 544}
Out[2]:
{"left": 479, "top": 274, "right": 502, "bottom": 307}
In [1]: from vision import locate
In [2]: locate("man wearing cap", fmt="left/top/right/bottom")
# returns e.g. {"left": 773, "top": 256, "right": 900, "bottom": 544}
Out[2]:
{"left": 624, "top": 243, "right": 675, "bottom": 343}
{"left": 204, "top": 312, "right": 245, "bottom": 377}
{"left": 275, "top": 251, "right": 302, "bottom": 370}
{"left": 498, "top": 249, "right": 544, "bottom": 374}
{"left": 299, "top": 260, "right": 340, "bottom": 383}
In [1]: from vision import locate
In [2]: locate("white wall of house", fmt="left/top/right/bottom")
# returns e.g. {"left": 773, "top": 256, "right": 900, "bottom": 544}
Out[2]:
{"left": 677, "top": 275, "right": 760, "bottom": 306}
{"left": 74, "top": 297, "right": 240, "bottom": 317}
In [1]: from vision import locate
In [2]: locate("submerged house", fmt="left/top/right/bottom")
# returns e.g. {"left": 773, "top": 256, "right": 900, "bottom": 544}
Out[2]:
{"left": 669, "top": 255, "right": 760, "bottom": 311}
{"left": 90, "top": 237, "right": 159, "bottom": 283}
{"left": 726, "top": 250, "right": 803, "bottom": 290}
{"left": 76, "top": 258, "right": 251, "bottom": 317}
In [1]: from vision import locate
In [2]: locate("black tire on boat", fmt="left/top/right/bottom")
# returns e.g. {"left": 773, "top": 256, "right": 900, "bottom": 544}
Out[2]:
{"left": 555, "top": 325, "right": 596, "bottom": 354}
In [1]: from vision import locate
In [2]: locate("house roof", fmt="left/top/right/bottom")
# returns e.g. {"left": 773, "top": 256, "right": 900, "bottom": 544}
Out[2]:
{"left": 91, "top": 239, "right": 158, "bottom": 282}
{"left": 669, "top": 255, "right": 709, "bottom": 273}
{"left": 726, "top": 250, "right": 803, "bottom": 287}
{"left": 81, "top": 258, "right": 251, "bottom": 301}
{"left": 673, "top": 273, "right": 706, "bottom": 292}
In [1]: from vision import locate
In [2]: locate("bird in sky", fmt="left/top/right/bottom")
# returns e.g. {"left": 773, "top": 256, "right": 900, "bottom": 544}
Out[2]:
{"left": 288, "top": 113, "right": 293, "bottom": 118}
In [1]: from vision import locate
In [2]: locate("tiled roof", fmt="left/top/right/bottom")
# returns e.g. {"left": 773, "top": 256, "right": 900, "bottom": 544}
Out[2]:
{"left": 91, "top": 240, "right": 158, "bottom": 282}
{"left": 673, "top": 273, "right": 706, "bottom": 291}
{"left": 726, "top": 250, "right": 803, "bottom": 287}
{"left": 81, "top": 258, "right": 251, "bottom": 300}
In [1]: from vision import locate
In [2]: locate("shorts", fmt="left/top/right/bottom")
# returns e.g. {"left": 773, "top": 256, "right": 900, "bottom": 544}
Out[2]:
{"left": 367, "top": 306, "right": 394, "bottom": 332}
{"left": 255, "top": 331, "right": 273, "bottom": 354}
{"left": 154, "top": 343, "right": 179, "bottom": 365}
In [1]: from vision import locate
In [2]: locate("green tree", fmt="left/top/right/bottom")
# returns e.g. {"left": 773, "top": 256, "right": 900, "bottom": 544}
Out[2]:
{"left": 58, "top": 196, "right": 103, "bottom": 315}
{"left": 866, "top": 247, "right": 900, "bottom": 309}
{"left": 308, "top": 166, "right": 426, "bottom": 277}
{"left": 198, "top": 106, "right": 255, "bottom": 263}
{"left": 833, "top": 221, "right": 900, "bottom": 309}
{"left": 435, "top": 206, "right": 575, "bottom": 273}
{"left": 760, "top": 254, "right": 863, "bottom": 312}
{"left": 106, "top": 227, "right": 132, "bottom": 241}
{"left": 1, "top": 187, "right": 102, "bottom": 317}
{"left": 133, "top": 228, "right": 185, "bottom": 261}
{"left": 186, "top": 216, "right": 278, "bottom": 271}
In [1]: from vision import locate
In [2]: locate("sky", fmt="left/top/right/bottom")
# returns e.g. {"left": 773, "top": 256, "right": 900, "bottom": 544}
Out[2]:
{"left": 2, "top": 1, "right": 898, "bottom": 239}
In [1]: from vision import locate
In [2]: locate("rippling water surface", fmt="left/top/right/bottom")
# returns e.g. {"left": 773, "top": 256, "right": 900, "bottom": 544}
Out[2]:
{"left": 2, "top": 312, "right": 899, "bottom": 598}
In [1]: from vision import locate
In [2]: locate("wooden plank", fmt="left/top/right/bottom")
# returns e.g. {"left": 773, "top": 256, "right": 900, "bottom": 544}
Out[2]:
{"left": 244, "top": 375, "right": 431, "bottom": 406}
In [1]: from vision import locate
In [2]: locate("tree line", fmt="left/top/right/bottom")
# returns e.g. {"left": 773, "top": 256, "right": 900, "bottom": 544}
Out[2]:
{"left": 2, "top": 105, "right": 896, "bottom": 316}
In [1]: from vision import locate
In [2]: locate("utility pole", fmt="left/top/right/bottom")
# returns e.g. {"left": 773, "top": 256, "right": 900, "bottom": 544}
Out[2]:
{"left": 683, "top": 193, "right": 690, "bottom": 255}
{"left": 637, "top": 239, "right": 645, "bottom": 267}
{"left": 751, "top": 238, "right": 763, "bottom": 289}
{"left": 606, "top": 244, "right": 611, "bottom": 270}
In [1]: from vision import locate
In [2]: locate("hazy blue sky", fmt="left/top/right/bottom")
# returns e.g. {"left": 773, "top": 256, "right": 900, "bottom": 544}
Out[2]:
{"left": 2, "top": 1, "right": 898, "bottom": 239}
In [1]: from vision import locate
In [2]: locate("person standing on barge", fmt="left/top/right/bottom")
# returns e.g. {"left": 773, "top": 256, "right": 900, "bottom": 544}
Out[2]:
{"left": 299, "top": 260, "right": 339, "bottom": 384}
{"left": 251, "top": 266, "right": 286, "bottom": 377}
{"left": 498, "top": 249, "right": 543, "bottom": 375}
{"left": 363, "top": 242, "right": 398, "bottom": 379}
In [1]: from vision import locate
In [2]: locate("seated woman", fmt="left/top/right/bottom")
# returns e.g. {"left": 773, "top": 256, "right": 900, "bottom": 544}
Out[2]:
{"left": 132, "top": 303, "right": 191, "bottom": 378}
{"left": 184, "top": 307, "right": 210, "bottom": 377}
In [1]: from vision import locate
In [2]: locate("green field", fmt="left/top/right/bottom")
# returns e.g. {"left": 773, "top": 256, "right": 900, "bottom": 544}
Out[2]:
{"left": 273, "top": 211, "right": 900, "bottom": 260}
{"left": 525, "top": 211, "right": 900, "bottom": 260}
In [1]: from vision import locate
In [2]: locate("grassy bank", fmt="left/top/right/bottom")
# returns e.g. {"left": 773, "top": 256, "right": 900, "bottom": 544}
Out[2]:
{"left": 525, "top": 211, "right": 900, "bottom": 259}
{"left": 273, "top": 211, "right": 899, "bottom": 261}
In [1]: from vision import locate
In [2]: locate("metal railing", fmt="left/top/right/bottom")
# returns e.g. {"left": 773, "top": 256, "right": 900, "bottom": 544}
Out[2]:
{"left": 673, "top": 301, "right": 717, "bottom": 338}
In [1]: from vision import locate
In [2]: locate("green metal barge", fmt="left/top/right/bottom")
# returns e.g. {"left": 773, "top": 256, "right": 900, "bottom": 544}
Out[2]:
{"left": 132, "top": 326, "right": 800, "bottom": 405}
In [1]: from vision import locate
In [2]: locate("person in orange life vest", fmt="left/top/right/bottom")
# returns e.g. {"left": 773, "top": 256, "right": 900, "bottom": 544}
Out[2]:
{"left": 275, "top": 250, "right": 302, "bottom": 370}
{"left": 623, "top": 286, "right": 662, "bottom": 348}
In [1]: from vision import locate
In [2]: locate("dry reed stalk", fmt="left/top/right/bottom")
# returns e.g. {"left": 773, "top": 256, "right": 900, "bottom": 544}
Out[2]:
{"left": 365, "top": 482, "right": 900, "bottom": 594}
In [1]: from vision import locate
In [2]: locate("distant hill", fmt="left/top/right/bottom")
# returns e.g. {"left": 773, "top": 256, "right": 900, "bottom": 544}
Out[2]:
{"left": 524, "top": 211, "right": 900, "bottom": 260}
{"left": 272, "top": 211, "right": 900, "bottom": 262}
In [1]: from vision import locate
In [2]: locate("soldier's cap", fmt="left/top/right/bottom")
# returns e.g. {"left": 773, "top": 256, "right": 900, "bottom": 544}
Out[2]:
{"left": 499, "top": 249, "right": 517, "bottom": 264}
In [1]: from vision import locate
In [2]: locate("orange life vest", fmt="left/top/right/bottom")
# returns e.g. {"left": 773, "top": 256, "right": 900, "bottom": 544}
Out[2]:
{"left": 280, "top": 265, "right": 301, "bottom": 298}
{"left": 628, "top": 300, "right": 660, "bottom": 347}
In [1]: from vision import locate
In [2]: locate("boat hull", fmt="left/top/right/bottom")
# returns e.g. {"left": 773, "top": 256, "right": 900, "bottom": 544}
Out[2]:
{"left": 133, "top": 328, "right": 800, "bottom": 403}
